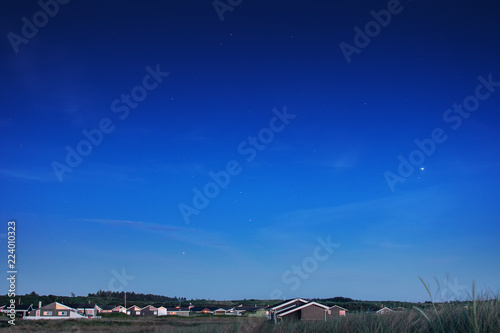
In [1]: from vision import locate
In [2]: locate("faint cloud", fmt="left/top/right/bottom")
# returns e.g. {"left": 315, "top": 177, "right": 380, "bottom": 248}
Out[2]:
{"left": 0, "top": 168, "right": 54, "bottom": 182}
{"left": 81, "top": 218, "right": 230, "bottom": 250}
{"left": 82, "top": 218, "right": 183, "bottom": 232}
{"left": 331, "top": 153, "right": 359, "bottom": 169}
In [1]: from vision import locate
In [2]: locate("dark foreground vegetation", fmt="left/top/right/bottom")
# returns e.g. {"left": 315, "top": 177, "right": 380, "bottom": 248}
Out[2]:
{"left": 1, "top": 298, "right": 499, "bottom": 332}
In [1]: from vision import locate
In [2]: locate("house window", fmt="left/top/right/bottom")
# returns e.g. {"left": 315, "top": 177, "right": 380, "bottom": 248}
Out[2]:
{"left": 339, "top": 310, "right": 345, "bottom": 316}
{"left": 136, "top": 311, "right": 140, "bottom": 315}
{"left": 127, "top": 311, "right": 130, "bottom": 315}
{"left": 43, "top": 311, "right": 52, "bottom": 316}
{"left": 60, "top": 311, "right": 67, "bottom": 316}
{"left": 154, "top": 311, "right": 157, "bottom": 315}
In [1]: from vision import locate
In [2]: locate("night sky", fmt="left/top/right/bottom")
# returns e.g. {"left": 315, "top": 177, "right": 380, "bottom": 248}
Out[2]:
{"left": 1, "top": 0, "right": 500, "bottom": 302}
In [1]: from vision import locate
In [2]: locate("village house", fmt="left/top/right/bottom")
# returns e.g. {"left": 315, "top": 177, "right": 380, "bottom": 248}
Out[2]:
{"left": 100, "top": 305, "right": 115, "bottom": 313}
{"left": 226, "top": 305, "right": 266, "bottom": 316}
{"left": 190, "top": 306, "right": 218, "bottom": 314}
{"left": 157, "top": 306, "right": 168, "bottom": 316}
{"left": 213, "top": 307, "right": 229, "bottom": 315}
{"left": 165, "top": 306, "right": 191, "bottom": 316}
{"left": 269, "top": 298, "right": 348, "bottom": 322}
{"left": 140, "top": 305, "right": 158, "bottom": 316}
{"left": 1, "top": 304, "right": 33, "bottom": 317}
{"left": 65, "top": 303, "right": 101, "bottom": 317}
{"left": 268, "top": 298, "right": 309, "bottom": 322}
{"left": 245, "top": 306, "right": 268, "bottom": 317}
{"left": 126, "top": 305, "right": 142, "bottom": 316}
{"left": 112, "top": 305, "right": 127, "bottom": 313}
{"left": 329, "top": 305, "right": 348, "bottom": 316}
{"left": 376, "top": 307, "right": 394, "bottom": 315}
{"left": 25, "top": 302, "right": 100, "bottom": 320}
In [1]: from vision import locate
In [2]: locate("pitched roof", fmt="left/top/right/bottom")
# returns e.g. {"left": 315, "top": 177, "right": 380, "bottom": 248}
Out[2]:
{"left": 376, "top": 307, "right": 394, "bottom": 313}
{"left": 165, "top": 307, "right": 190, "bottom": 311}
{"left": 37, "top": 302, "right": 75, "bottom": 311}
{"left": 65, "top": 303, "right": 99, "bottom": 309}
{"left": 277, "top": 301, "right": 329, "bottom": 318}
{"left": 329, "top": 305, "right": 348, "bottom": 311}
{"left": 141, "top": 305, "right": 158, "bottom": 311}
{"left": 270, "top": 298, "right": 309, "bottom": 311}
{"left": 101, "top": 305, "right": 116, "bottom": 310}
{"left": 126, "top": 305, "right": 142, "bottom": 311}
{"left": 190, "top": 306, "right": 218, "bottom": 312}
{"left": 234, "top": 305, "right": 265, "bottom": 311}
{"left": 213, "top": 307, "right": 229, "bottom": 311}
{"left": 2, "top": 304, "right": 33, "bottom": 311}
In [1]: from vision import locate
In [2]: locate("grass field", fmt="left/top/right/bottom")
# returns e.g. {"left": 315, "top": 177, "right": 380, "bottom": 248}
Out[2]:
{"left": 1, "top": 298, "right": 499, "bottom": 333}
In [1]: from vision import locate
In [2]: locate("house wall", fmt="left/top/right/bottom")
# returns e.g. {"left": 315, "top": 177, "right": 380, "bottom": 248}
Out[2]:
{"left": 281, "top": 310, "right": 301, "bottom": 321}
{"left": 300, "top": 304, "right": 325, "bottom": 321}
{"left": 29, "top": 303, "right": 73, "bottom": 317}
{"left": 81, "top": 308, "right": 95, "bottom": 316}
{"left": 126, "top": 307, "right": 142, "bottom": 316}
{"left": 141, "top": 307, "right": 158, "bottom": 316}
{"left": 328, "top": 307, "right": 347, "bottom": 317}
{"left": 25, "top": 311, "right": 90, "bottom": 320}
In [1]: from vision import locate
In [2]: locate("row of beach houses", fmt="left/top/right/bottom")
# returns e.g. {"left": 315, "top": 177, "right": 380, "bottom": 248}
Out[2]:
{"left": 1, "top": 298, "right": 397, "bottom": 322}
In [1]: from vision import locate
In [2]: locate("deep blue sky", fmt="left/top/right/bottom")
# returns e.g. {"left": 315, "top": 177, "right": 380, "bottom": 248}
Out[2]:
{"left": 1, "top": 0, "right": 499, "bottom": 302}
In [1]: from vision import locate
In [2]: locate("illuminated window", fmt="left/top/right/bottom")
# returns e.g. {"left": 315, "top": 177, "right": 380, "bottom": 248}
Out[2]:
{"left": 43, "top": 311, "right": 52, "bottom": 316}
